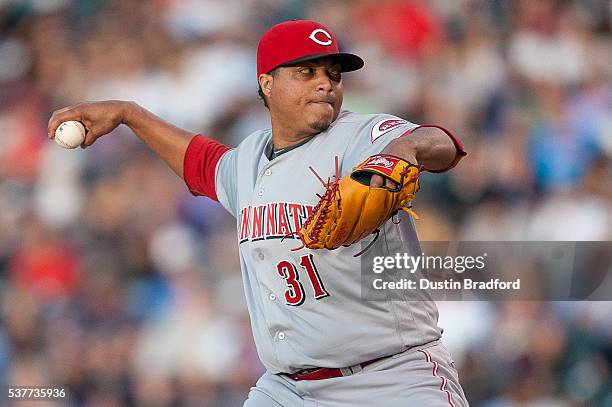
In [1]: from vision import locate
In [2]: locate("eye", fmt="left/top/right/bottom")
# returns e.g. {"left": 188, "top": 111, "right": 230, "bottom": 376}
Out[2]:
{"left": 329, "top": 66, "right": 341, "bottom": 76}
{"left": 328, "top": 66, "right": 342, "bottom": 81}
{"left": 298, "top": 67, "right": 314, "bottom": 75}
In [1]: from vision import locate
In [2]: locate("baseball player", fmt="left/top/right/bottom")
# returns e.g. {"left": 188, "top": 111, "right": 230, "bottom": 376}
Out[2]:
{"left": 49, "top": 20, "right": 468, "bottom": 407}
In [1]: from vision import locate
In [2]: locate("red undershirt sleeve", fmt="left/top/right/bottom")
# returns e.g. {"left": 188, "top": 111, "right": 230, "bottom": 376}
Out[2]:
{"left": 183, "top": 134, "right": 231, "bottom": 201}
{"left": 399, "top": 124, "right": 467, "bottom": 173}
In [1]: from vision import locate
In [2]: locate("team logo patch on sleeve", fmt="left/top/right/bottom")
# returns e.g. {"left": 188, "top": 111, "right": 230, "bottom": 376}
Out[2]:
{"left": 371, "top": 119, "right": 408, "bottom": 143}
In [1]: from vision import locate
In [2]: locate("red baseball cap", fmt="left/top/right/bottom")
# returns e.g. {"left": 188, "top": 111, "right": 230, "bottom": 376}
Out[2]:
{"left": 257, "top": 20, "right": 364, "bottom": 78}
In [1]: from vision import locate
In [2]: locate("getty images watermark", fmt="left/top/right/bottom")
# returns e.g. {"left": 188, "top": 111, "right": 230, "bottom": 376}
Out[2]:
{"left": 371, "top": 252, "right": 521, "bottom": 291}
{"left": 360, "top": 241, "right": 612, "bottom": 301}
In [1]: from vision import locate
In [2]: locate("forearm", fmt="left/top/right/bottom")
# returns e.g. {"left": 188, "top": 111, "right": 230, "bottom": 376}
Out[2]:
{"left": 383, "top": 126, "right": 460, "bottom": 171}
{"left": 122, "top": 102, "right": 195, "bottom": 179}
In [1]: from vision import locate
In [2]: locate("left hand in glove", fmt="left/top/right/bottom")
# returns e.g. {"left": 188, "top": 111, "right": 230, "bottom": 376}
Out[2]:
{"left": 296, "top": 154, "right": 421, "bottom": 254}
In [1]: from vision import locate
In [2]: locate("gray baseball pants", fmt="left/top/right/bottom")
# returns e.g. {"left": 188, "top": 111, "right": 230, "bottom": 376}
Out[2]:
{"left": 244, "top": 340, "right": 469, "bottom": 407}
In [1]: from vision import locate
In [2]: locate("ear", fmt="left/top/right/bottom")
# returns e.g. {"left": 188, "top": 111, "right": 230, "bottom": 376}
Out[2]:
{"left": 258, "top": 74, "right": 273, "bottom": 97}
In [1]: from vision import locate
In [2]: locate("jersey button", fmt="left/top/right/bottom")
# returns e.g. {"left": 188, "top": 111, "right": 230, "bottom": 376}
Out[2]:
{"left": 257, "top": 189, "right": 264, "bottom": 196}
{"left": 264, "top": 169, "right": 272, "bottom": 176}
{"left": 269, "top": 293, "right": 276, "bottom": 301}
{"left": 258, "top": 252, "right": 265, "bottom": 260}
{"left": 277, "top": 332, "right": 286, "bottom": 340}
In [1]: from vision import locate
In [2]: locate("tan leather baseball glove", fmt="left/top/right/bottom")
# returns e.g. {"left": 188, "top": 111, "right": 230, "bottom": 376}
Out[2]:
{"left": 296, "top": 154, "right": 420, "bottom": 255}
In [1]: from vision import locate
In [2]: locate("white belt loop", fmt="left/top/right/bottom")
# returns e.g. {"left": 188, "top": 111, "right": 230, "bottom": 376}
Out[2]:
{"left": 339, "top": 367, "right": 353, "bottom": 376}
{"left": 349, "top": 364, "right": 363, "bottom": 374}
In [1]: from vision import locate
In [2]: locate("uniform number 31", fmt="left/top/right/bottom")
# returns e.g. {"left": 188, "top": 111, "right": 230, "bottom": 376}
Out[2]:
{"left": 276, "top": 254, "right": 330, "bottom": 306}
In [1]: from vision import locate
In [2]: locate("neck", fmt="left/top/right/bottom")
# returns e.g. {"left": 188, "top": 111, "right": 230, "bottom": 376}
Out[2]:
{"left": 270, "top": 120, "right": 317, "bottom": 149}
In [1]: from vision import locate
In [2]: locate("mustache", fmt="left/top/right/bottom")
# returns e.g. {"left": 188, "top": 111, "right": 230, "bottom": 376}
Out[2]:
{"left": 309, "top": 97, "right": 335, "bottom": 104}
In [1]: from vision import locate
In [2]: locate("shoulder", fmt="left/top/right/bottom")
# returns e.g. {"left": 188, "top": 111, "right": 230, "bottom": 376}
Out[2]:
{"left": 333, "top": 110, "right": 418, "bottom": 143}
{"left": 233, "top": 128, "right": 271, "bottom": 153}
{"left": 333, "top": 110, "right": 381, "bottom": 125}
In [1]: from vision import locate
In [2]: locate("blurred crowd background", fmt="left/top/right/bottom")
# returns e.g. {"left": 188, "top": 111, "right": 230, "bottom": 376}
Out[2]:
{"left": 0, "top": 0, "right": 611, "bottom": 406}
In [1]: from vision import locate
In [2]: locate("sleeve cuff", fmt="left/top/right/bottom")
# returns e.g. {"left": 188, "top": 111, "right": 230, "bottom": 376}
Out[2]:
{"left": 183, "top": 134, "right": 231, "bottom": 201}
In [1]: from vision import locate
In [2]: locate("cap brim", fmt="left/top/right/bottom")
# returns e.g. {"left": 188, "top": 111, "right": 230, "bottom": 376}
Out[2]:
{"left": 278, "top": 52, "right": 364, "bottom": 72}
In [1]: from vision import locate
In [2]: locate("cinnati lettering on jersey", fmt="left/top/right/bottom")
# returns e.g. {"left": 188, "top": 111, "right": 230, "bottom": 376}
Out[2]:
{"left": 239, "top": 202, "right": 314, "bottom": 243}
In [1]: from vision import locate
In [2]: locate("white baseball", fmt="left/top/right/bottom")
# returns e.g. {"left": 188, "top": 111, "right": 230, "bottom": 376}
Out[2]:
{"left": 55, "top": 121, "right": 86, "bottom": 149}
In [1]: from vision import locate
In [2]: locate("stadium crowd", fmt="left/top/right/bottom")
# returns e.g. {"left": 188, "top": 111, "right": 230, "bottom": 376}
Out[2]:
{"left": 0, "top": 0, "right": 610, "bottom": 405}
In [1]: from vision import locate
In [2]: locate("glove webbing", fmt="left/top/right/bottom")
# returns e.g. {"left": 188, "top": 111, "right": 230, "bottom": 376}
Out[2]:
{"left": 292, "top": 157, "right": 420, "bottom": 257}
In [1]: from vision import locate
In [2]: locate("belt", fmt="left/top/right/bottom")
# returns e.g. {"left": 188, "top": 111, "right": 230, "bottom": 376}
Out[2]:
{"left": 284, "top": 356, "right": 387, "bottom": 381}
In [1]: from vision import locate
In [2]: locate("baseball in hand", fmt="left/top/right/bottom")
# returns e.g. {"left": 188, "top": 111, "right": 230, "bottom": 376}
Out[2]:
{"left": 54, "top": 121, "right": 86, "bottom": 149}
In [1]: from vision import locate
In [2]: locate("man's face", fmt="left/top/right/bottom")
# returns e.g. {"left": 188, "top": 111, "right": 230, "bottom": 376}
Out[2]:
{"left": 262, "top": 57, "right": 343, "bottom": 136}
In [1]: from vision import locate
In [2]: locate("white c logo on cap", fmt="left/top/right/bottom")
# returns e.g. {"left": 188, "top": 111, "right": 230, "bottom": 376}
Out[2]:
{"left": 309, "top": 29, "right": 333, "bottom": 46}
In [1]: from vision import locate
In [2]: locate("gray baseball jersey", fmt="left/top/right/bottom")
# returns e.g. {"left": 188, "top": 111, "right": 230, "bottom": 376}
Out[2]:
{"left": 215, "top": 110, "right": 442, "bottom": 374}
